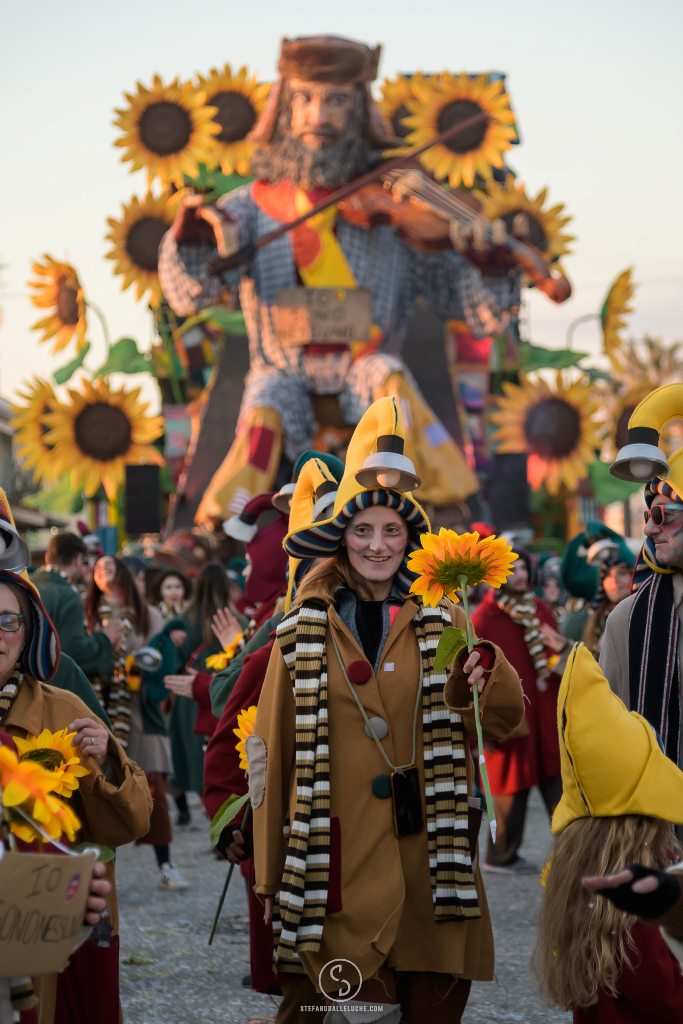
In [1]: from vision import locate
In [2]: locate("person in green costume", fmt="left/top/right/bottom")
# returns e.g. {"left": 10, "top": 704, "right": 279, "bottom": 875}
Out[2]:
{"left": 33, "top": 533, "right": 124, "bottom": 677}
{"left": 163, "top": 562, "right": 241, "bottom": 812}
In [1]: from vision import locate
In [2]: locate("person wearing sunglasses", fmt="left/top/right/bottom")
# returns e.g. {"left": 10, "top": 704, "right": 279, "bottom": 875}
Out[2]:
{"left": 600, "top": 478, "right": 683, "bottom": 798}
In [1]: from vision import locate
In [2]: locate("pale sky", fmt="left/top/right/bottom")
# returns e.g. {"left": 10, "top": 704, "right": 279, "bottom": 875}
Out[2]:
{"left": 1, "top": 0, "right": 681, "bottom": 413}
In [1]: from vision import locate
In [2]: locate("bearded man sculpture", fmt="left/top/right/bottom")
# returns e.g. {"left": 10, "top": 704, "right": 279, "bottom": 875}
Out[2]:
{"left": 159, "top": 36, "right": 544, "bottom": 522}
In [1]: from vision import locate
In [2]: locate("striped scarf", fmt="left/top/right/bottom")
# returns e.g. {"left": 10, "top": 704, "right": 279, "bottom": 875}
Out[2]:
{"left": 272, "top": 596, "right": 479, "bottom": 968}
{"left": 496, "top": 591, "right": 548, "bottom": 682}
{"left": 0, "top": 669, "right": 23, "bottom": 727}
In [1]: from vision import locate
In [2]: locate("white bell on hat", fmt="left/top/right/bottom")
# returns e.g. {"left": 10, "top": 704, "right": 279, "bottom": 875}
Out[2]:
{"left": 272, "top": 482, "right": 296, "bottom": 514}
{"left": 133, "top": 646, "right": 164, "bottom": 671}
{"left": 610, "top": 431, "right": 669, "bottom": 483}
{"left": 0, "top": 522, "right": 30, "bottom": 573}
{"left": 355, "top": 436, "right": 421, "bottom": 492}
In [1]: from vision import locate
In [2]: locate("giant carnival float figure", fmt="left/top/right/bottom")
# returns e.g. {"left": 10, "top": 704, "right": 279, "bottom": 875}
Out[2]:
{"left": 158, "top": 35, "right": 570, "bottom": 525}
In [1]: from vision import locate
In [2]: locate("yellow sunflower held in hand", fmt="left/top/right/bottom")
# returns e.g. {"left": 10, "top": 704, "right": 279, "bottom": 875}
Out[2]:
{"left": 105, "top": 192, "right": 174, "bottom": 307}
{"left": 28, "top": 256, "right": 87, "bottom": 354}
{"left": 43, "top": 378, "right": 164, "bottom": 500}
{"left": 11, "top": 377, "right": 61, "bottom": 487}
{"left": 408, "top": 529, "right": 518, "bottom": 607}
{"left": 403, "top": 72, "right": 517, "bottom": 188}
{"left": 233, "top": 706, "right": 258, "bottom": 771}
{"left": 113, "top": 75, "right": 220, "bottom": 188}
{"left": 15, "top": 727, "right": 90, "bottom": 798}
{"left": 601, "top": 268, "right": 636, "bottom": 371}
{"left": 0, "top": 745, "right": 81, "bottom": 843}
{"left": 206, "top": 633, "right": 244, "bottom": 673}
{"left": 195, "top": 64, "right": 271, "bottom": 176}
{"left": 491, "top": 373, "right": 601, "bottom": 496}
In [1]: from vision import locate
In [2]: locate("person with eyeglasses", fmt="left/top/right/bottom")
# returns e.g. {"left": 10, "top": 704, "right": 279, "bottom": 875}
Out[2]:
{"left": 0, "top": 495, "right": 152, "bottom": 1024}
{"left": 599, "top": 483, "right": 683, "bottom": 794}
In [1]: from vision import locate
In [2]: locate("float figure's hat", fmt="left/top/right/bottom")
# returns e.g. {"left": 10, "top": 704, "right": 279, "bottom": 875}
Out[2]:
{"left": 249, "top": 35, "right": 399, "bottom": 150}
{"left": 284, "top": 397, "right": 430, "bottom": 597}
{"left": 552, "top": 643, "right": 683, "bottom": 834}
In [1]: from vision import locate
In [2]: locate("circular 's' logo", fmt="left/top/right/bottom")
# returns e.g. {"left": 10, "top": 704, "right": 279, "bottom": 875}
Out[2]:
{"left": 65, "top": 874, "right": 81, "bottom": 901}
{"left": 318, "top": 958, "right": 363, "bottom": 1002}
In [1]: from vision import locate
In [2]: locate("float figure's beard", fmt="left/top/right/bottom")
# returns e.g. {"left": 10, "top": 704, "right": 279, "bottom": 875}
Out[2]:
{"left": 250, "top": 85, "right": 371, "bottom": 189}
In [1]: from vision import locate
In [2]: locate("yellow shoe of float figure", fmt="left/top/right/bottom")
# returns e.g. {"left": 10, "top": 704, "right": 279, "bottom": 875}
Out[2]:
{"left": 552, "top": 643, "right": 683, "bottom": 835}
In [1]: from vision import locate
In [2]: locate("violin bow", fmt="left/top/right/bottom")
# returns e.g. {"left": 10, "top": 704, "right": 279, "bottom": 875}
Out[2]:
{"left": 205, "top": 110, "right": 490, "bottom": 277}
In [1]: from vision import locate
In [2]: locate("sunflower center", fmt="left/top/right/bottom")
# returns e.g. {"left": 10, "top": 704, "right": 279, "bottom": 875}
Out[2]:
{"left": 20, "top": 748, "right": 65, "bottom": 772}
{"left": 391, "top": 103, "right": 413, "bottom": 140}
{"left": 126, "top": 217, "right": 169, "bottom": 272}
{"left": 211, "top": 91, "right": 257, "bottom": 143}
{"left": 139, "top": 101, "right": 192, "bottom": 156}
{"left": 74, "top": 403, "right": 132, "bottom": 461}
{"left": 500, "top": 210, "right": 547, "bottom": 250}
{"left": 56, "top": 281, "right": 80, "bottom": 326}
{"left": 524, "top": 398, "right": 581, "bottom": 460}
{"left": 437, "top": 99, "right": 488, "bottom": 154}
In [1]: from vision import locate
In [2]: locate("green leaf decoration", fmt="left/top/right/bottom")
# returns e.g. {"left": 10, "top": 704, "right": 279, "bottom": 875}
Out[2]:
{"left": 588, "top": 458, "right": 642, "bottom": 505}
{"left": 72, "top": 842, "right": 115, "bottom": 863}
{"left": 93, "top": 337, "right": 151, "bottom": 378}
{"left": 22, "top": 475, "right": 84, "bottom": 513}
{"left": 175, "top": 306, "right": 246, "bottom": 339}
{"left": 209, "top": 793, "right": 250, "bottom": 849}
{"left": 53, "top": 343, "right": 90, "bottom": 385}
{"left": 433, "top": 627, "right": 468, "bottom": 674}
{"left": 518, "top": 341, "right": 589, "bottom": 373}
{"left": 182, "top": 164, "right": 255, "bottom": 201}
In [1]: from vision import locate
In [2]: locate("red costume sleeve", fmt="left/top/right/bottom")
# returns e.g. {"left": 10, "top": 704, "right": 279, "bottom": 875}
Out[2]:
{"left": 191, "top": 673, "right": 219, "bottom": 737}
{"left": 203, "top": 639, "right": 275, "bottom": 824}
{"left": 616, "top": 920, "right": 683, "bottom": 1022}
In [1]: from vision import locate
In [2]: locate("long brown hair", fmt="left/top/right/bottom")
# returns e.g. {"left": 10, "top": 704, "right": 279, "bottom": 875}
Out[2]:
{"left": 85, "top": 556, "right": 150, "bottom": 636}
{"left": 187, "top": 562, "right": 231, "bottom": 646}
{"left": 533, "top": 815, "right": 680, "bottom": 1009}
{"left": 296, "top": 551, "right": 377, "bottom": 605}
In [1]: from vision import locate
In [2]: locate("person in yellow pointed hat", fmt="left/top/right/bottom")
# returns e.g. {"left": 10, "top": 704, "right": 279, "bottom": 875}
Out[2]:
{"left": 603, "top": 384, "right": 683, "bottom": 784}
{"left": 246, "top": 396, "right": 525, "bottom": 1023}
{"left": 534, "top": 642, "right": 683, "bottom": 1022}
{"left": 0, "top": 488, "right": 152, "bottom": 1023}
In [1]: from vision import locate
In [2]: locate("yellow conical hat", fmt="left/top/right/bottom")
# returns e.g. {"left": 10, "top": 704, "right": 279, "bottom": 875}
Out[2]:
{"left": 552, "top": 643, "right": 683, "bottom": 834}
{"left": 284, "top": 457, "right": 340, "bottom": 611}
{"left": 283, "top": 398, "right": 431, "bottom": 596}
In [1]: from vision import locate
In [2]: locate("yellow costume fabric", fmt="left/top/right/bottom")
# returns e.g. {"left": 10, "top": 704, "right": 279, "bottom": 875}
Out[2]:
{"left": 552, "top": 643, "right": 683, "bottom": 834}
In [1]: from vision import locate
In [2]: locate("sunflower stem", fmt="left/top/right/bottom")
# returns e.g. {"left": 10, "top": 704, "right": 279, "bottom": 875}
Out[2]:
{"left": 208, "top": 802, "right": 252, "bottom": 945}
{"left": 458, "top": 575, "right": 497, "bottom": 843}
{"left": 85, "top": 300, "right": 111, "bottom": 359}
{"left": 565, "top": 312, "right": 599, "bottom": 350}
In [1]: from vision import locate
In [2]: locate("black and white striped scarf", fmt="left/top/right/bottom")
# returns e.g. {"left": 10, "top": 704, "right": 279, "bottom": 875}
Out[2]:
{"left": 272, "top": 596, "right": 479, "bottom": 968}
{"left": 629, "top": 571, "right": 681, "bottom": 763}
{"left": 496, "top": 591, "right": 548, "bottom": 679}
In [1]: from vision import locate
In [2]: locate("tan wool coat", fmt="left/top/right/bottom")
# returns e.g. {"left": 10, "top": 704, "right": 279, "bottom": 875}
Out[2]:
{"left": 252, "top": 591, "right": 525, "bottom": 988}
{"left": 4, "top": 675, "right": 153, "bottom": 1024}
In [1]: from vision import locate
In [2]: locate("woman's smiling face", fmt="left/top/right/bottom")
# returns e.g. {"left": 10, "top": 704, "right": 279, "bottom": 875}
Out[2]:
{"left": 0, "top": 585, "right": 24, "bottom": 681}
{"left": 343, "top": 506, "right": 408, "bottom": 587}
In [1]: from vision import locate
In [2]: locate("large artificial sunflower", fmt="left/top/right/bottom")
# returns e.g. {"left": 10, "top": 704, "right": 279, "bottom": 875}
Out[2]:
{"left": 403, "top": 73, "right": 517, "bottom": 188}
{"left": 475, "top": 176, "right": 574, "bottom": 264}
{"left": 491, "top": 374, "right": 601, "bottom": 495}
{"left": 378, "top": 72, "right": 429, "bottom": 152}
{"left": 105, "top": 192, "right": 174, "bottom": 307}
{"left": 195, "top": 64, "right": 271, "bottom": 176}
{"left": 28, "top": 256, "right": 87, "bottom": 354}
{"left": 15, "top": 727, "right": 90, "bottom": 798}
{"left": 11, "top": 377, "right": 62, "bottom": 486}
{"left": 113, "top": 75, "right": 220, "bottom": 188}
{"left": 43, "top": 379, "right": 164, "bottom": 500}
{"left": 601, "top": 268, "right": 636, "bottom": 371}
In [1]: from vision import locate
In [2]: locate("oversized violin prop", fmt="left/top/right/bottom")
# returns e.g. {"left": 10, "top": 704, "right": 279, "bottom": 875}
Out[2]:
{"left": 205, "top": 110, "right": 489, "bottom": 276}
{"left": 205, "top": 109, "right": 570, "bottom": 303}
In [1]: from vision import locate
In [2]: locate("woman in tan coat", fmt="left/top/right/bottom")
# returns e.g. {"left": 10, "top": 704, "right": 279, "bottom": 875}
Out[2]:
{"left": 233, "top": 398, "right": 525, "bottom": 1024}
{"left": 0, "top": 559, "right": 151, "bottom": 1024}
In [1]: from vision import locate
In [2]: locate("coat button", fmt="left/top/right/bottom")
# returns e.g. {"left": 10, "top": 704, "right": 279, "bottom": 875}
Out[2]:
{"left": 348, "top": 660, "right": 372, "bottom": 684}
{"left": 371, "top": 774, "right": 392, "bottom": 799}
{"left": 365, "top": 717, "right": 388, "bottom": 740}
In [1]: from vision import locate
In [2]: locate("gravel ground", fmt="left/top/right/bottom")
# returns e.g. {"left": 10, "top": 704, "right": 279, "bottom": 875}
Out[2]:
{"left": 117, "top": 791, "right": 570, "bottom": 1024}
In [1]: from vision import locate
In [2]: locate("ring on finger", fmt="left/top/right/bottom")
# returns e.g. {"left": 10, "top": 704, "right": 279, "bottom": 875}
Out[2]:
{"left": 91, "top": 735, "right": 96, "bottom": 746}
